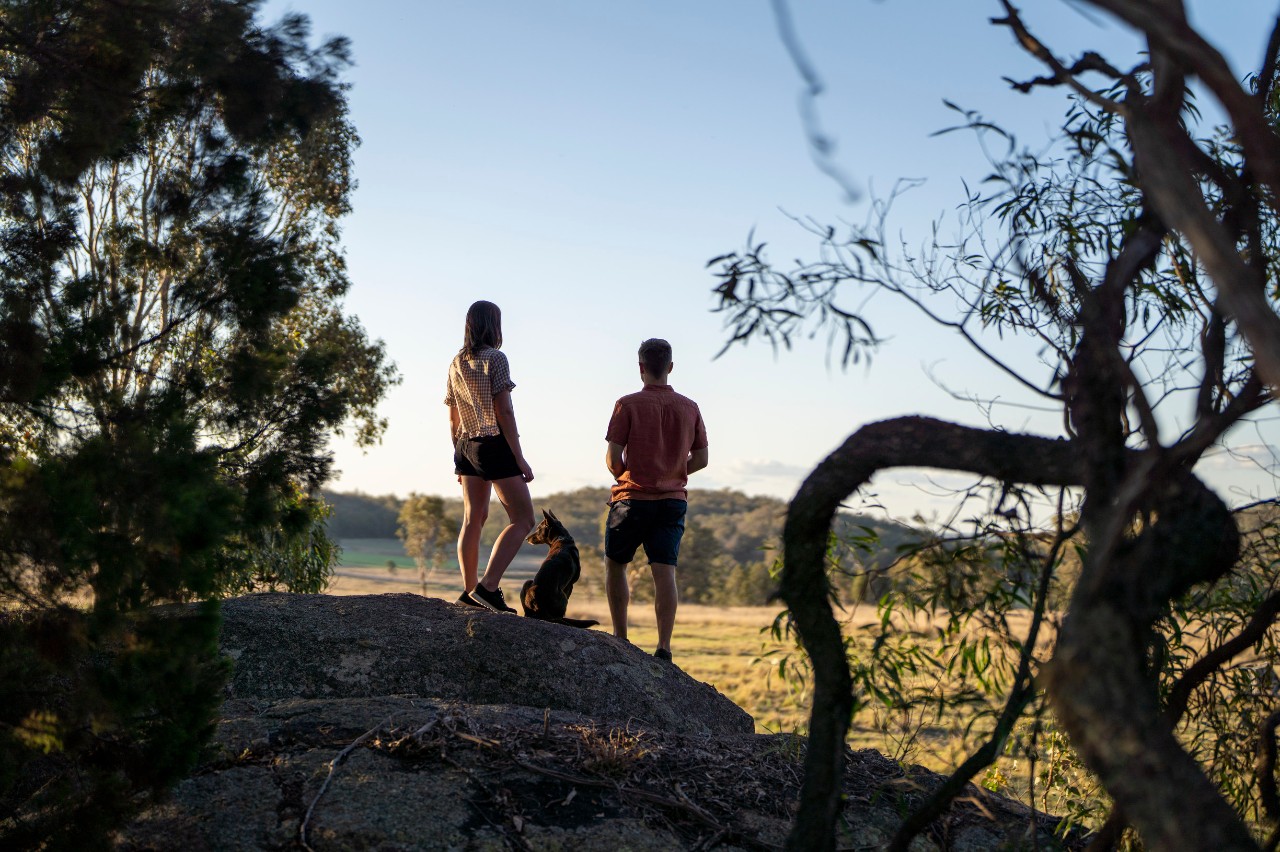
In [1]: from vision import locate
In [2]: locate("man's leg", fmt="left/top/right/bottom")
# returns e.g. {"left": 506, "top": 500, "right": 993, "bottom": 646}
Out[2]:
{"left": 651, "top": 562, "right": 677, "bottom": 653}
{"left": 605, "top": 556, "right": 631, "bottom": 641}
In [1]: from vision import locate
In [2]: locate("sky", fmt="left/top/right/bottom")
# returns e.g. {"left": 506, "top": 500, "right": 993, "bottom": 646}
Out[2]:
{"left": 262, "top": 0, "right": 1280, "bottom": 519}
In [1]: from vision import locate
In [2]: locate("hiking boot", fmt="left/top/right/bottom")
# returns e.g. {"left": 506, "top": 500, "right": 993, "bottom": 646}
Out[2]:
{"left": 468, "top": 583, "right": 516, "bottom": 613}
{"left": 654, "top": 648, "right": 672, "bottom": 662}
{"left": 457, "top": 591, "right": 484, "bottom": 608}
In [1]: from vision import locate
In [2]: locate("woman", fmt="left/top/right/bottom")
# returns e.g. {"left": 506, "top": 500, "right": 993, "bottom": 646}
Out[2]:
{"left": 444, "top": 300, "right": 535, "bottom": 612}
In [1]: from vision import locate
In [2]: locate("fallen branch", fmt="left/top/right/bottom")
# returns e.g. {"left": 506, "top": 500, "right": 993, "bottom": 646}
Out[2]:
{"left": 299, "top": 715, "right": 396, "bottom": 852}
{"left": 422, "top": 722, "right": 781, "bottom": 852}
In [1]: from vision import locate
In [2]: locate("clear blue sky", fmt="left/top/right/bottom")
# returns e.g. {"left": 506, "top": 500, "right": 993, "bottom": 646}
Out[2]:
{"left": 263, "top": 0, "right": 1280, "bottom": 518}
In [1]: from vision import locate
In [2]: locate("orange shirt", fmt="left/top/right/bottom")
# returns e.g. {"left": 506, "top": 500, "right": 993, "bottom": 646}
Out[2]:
{"left": 606, "top": 385, "right": 707, "bottom": 502}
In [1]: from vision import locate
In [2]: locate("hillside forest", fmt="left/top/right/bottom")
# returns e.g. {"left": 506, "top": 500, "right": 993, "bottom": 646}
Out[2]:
{"left": 324, "top": 487, "right": 921, "bottom": 608}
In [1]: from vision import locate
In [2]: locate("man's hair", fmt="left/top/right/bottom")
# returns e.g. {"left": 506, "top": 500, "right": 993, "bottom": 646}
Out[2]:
{"left": 638, "top": 338, "right": 672, "bottom": 377}
{"left": 462, "top": 300, "right": 502, "bottom": 354}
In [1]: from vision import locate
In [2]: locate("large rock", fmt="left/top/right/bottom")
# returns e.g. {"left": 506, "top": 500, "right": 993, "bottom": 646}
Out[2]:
{"left": 114, "top": 593, "right": 1082, "bottom": 851}
{"left": 219, "top": 593, "right": 752, "bottom": 736}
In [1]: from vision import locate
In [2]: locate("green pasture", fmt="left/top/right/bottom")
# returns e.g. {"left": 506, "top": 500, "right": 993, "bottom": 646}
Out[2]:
{"left": 336, "top": 538, "right": 421, "bottom": 570}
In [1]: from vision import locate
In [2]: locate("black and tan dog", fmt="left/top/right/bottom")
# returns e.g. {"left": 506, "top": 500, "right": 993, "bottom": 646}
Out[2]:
{"left": 522, "top": 509, "right": 599, "bottom": 629}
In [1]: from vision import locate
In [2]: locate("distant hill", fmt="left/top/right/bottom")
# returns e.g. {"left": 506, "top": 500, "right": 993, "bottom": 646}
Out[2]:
{"left": 322, "top": 489, "right": 402, "bottom": 538}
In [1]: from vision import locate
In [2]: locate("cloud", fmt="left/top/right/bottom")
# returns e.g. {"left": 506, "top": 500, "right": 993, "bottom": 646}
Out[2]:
{"left": 726, "top": 458, "right": 812, "bottom": 479}
{"left": 1198, "top": 444, "right": 1279, "bottom": 471}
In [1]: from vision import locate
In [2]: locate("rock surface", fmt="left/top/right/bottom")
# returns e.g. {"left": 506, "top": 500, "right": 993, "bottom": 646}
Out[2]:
{"left": 116, "top": 593, "right": 1081, "bottom": 851}
{"left": 219, "top": 593, "right": 752, "bottom": 737}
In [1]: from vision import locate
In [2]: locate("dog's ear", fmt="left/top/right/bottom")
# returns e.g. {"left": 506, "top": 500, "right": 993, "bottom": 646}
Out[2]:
{"left": 545, "top": 509, "right": 559, "bottom": 523}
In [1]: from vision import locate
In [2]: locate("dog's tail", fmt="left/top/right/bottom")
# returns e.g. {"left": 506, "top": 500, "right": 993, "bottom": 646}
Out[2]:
{"left": 554, "top": 616, "right": 600, "bottom": 629}
{"left": 520, "top": 579, "right": 535, "bottom": 617}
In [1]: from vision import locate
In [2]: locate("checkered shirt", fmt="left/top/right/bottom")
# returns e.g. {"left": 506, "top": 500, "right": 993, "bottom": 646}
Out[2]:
{"left": 444, "top": 347, "right": 516, "bottom": 438}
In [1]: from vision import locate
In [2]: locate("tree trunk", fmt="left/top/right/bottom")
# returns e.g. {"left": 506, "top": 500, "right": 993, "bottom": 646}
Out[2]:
{"left": 781, "top": 416, "right": 1256, "bottom": 851}
{"left": 1046, "top": 469, "right": 1255, "bottom": 851}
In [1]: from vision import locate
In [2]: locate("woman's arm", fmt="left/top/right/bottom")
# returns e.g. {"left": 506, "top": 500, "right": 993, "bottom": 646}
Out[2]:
{"left": 449, "top": 403, "right": 461, "bottom": 442}
{"left": 493, "top": 390, "right": 534, "bottom": 482}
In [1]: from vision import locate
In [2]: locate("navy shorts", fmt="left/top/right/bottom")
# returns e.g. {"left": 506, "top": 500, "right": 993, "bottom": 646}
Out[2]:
{"left": 604, "top": 499, "right": 688, "bottom": 566}
{"left": 453, "top": 434, "right": 522, "bottom": 481}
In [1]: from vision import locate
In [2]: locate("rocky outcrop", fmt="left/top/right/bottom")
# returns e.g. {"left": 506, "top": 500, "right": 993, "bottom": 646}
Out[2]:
{"left": 218, "top": 593, "right": 751, "bottom": 737}
{"left": 115, "top": 593, "right": 1080, "bottom": 850}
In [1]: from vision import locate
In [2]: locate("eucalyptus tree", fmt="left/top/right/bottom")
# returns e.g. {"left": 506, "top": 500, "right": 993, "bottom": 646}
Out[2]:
{"left": 717, "top": 2, "right": 1280, "bottom": 849}
{"left": 398, "top": 494, "right": 459, "bottom": 596}
{"left": 0, "top": 1, "right": 394, "bottom": 846}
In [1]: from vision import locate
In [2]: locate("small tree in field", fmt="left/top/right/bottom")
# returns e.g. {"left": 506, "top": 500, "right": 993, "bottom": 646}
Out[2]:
{"left": 720, "top": 2, "right": 1280, "bottom": 850}
{"left": 398, "top": 493, "right": 459, "bottom": 596}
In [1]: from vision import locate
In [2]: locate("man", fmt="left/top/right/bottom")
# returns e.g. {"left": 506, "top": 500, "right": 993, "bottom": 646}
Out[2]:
{"left": 603, "top": 338, "right": 709, "bottom": 662}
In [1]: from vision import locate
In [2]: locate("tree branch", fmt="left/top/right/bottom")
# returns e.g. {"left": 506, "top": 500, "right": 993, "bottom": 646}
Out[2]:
{"left": 782, "top": 416, "right": 1082, "bottom": 851}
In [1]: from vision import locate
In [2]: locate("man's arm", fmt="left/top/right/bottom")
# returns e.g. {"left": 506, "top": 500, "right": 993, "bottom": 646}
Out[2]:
{"left": 687, "top": 446, "right": 708, "bottom": 475}
{"left": 606, "top": 441, "right": 627, "bottom": 479}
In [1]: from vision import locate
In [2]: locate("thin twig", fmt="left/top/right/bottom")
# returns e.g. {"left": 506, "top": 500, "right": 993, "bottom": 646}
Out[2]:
{"left": 887, "top": 511, "right": 1078, "bottom": 852}
{"left": 299, "top": 715, "right": 395, "bottom": 852}
{"left": 769, "top": 0, "right": 861, "bottom": 202}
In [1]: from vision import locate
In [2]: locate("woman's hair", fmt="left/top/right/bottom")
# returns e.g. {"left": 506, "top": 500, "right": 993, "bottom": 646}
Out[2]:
{"left": 462, "top": 300, "right": 503, "bottom": 355}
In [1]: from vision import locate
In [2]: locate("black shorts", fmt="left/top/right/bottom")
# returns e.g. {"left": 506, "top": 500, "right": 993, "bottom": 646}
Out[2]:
{"left": 604, "top": 499, "right": 688, "bottom": 566}
{"left": 453, "top": 434, "right": 522, "bottom": 481}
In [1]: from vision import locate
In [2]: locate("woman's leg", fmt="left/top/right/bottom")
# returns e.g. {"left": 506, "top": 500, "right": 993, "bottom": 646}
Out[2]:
{"left": 457, "top": 475, "right": 491, "bottom": 592}
{"left": 478, "top": 475, "right": 535, "bottom": 591}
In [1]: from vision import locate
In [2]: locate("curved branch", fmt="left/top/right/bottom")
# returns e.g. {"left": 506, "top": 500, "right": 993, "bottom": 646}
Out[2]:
{"left": 1164, "top": 589, "right": 1280, "bottom": 726}
{"left": 781, "top": 416, "right": 1081, "bottom": 852}
{"left": 1047, "top": 466, "right": 1254, "bottom": 852}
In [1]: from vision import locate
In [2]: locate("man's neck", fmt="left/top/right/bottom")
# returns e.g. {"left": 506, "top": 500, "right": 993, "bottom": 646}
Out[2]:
{"left": 640, "top": 373, "right": 669, "bottom": 387}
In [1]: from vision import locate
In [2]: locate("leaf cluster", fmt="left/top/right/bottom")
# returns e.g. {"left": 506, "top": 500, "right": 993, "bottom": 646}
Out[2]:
{"left": 0, "top": 2, "right": 393, "bottom": 846}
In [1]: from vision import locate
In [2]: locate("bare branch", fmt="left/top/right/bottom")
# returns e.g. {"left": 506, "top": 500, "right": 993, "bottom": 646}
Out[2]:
{"left": 769, "top": 0, "right": 861, "bottom": 203}
{"left": 992, "top": 2, "right": 1133, "bottom": 110}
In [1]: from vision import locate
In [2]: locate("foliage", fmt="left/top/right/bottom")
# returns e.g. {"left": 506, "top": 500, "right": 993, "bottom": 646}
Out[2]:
{"left": 712, "top": 4, "right": 1280, "bottom": 849}
{"left": 397, "top": 493, "right": 459, "bottom": 595}
{"left": 762, "top": 499, "right": 1280, "bottom": 845}
{"left": 222, "top": 488, "right": 340, "bottom": 595}
{"left": 323, "top": 488, "right": 403, "bottom": 538}
{"left": 0, "top": 1, "right": 394, "bottom": 846}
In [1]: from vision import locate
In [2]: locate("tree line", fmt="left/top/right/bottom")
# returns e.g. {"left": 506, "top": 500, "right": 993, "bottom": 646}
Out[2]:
{"left": 324, "top": 486, "right": 921, "bottom": 607}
